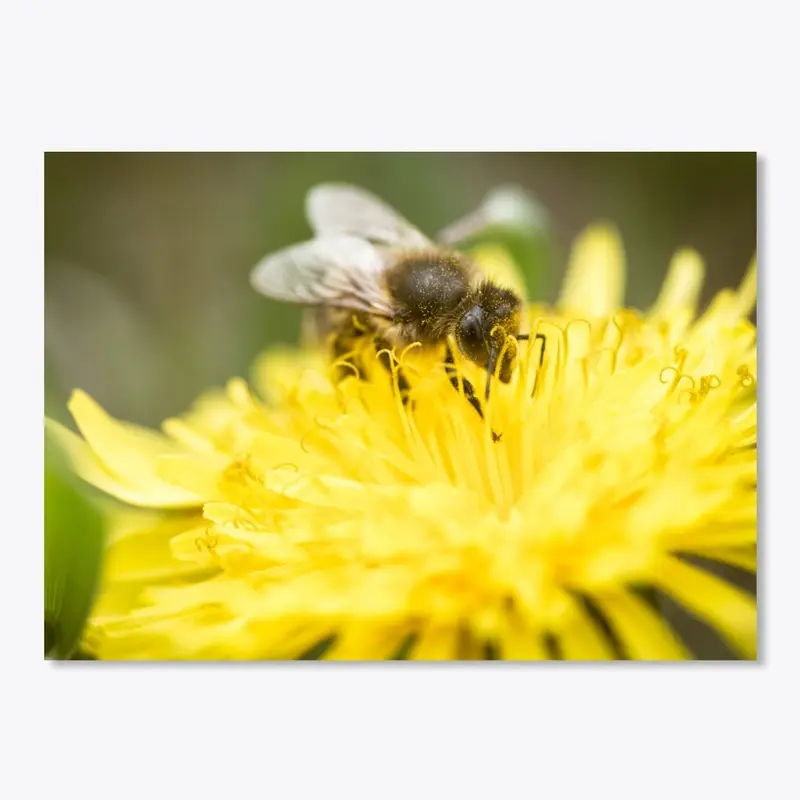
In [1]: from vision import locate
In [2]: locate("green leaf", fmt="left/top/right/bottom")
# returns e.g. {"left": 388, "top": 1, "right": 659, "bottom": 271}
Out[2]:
{"left": 44, "top": 427, "right": 108, "bottom": 660}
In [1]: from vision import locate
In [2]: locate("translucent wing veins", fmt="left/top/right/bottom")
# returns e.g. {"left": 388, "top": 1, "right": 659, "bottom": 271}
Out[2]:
{"left": 249, "top": 234, "right": 395, "bottom": 317}
{"left": 305, "top": 183, "right": 431, "bottom": 248}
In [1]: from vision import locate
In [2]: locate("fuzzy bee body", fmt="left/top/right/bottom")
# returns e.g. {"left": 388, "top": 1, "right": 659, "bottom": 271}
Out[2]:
{"left": 383, "top": 250, "right": 475, "bottom": 343}
{"left": 250, "top": 184, "right": 542, "bottom": 435}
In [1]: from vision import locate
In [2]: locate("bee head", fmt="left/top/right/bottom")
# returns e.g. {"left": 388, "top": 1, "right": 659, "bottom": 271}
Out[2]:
{"left": 455, "top": 282, "right": 522, "bottom": 382}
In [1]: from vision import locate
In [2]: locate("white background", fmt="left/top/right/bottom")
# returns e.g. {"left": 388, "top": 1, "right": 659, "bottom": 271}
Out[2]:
{"left": 1, "top": 1, "right": 795, "bottom": 798}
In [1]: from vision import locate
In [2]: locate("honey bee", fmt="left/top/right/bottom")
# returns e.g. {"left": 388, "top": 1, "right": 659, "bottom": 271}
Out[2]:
{"left": 250, "top": 183, "right": 545, "bottom": 437}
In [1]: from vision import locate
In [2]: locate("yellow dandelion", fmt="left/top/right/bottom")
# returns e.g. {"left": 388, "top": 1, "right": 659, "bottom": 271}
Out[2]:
{"left": 46, "top": 224, "right": 757, "bottom": 661}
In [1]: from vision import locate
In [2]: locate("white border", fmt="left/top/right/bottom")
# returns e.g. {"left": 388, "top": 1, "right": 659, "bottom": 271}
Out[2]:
{"left": 3, "top": 1, "right": 794, "bottom": 797}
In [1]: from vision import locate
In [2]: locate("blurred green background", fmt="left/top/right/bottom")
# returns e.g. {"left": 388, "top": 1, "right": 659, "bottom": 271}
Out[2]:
{"left": 45, "top": 152, "right": 756, "bottom": 427}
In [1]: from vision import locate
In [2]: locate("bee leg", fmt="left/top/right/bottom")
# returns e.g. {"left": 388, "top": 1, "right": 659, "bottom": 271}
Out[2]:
{"left": 444, "top": 344, "right": 502, "bottom": 443}
{"left": 516, "top": 332, "right": 547, "bottom": 395}
{"left": 374, "top": 337, "right": 412, "bottom": 407}
{"left": 515, "top": 332, "right": 546, "bottom": 367}
{"left": 516, "top": 333, "right": 547, "bottom": 367}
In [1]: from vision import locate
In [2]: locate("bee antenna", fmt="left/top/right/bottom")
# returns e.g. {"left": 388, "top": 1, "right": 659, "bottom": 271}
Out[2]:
{"left": 515, "top": 332, "right": 547, "bottom": 369}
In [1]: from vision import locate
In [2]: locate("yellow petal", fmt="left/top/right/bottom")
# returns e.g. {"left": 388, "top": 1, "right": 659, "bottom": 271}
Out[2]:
{"left": 157, "top": 453, "right": 226, "bottom": 499}
{"left": 323, "top": 625, "right": 409, "bottom": 661}
{"left": 161, "top": 418, "right": 218, "bottom": 453}
{"left": 499, "top": 625, "right": 548, "bottom": 660}
{"left": 176, "top": 388, "right": 243, "bottom": 444}
{"left": 649, "top": 248, "right": 705, "bottom": 320}
{"left": 251, "top": 346, "right": 328, "bottom": 406}
{"left": 469, "top": 243, "right": 528, "bottom": 301}
{"left": 46, "top": 418, "right": 201, "bottom": 508}
{"left": 47, "top": 418, "right": 137, "bottom": 500}
{"left": 411, "top": 626, "right": 459, "bottom": 660}
{"left": 558, "top": 223, "right": 625, "bottom": 318}
{"left": 101, "top": 511, "right": 213, "bottom": 585}
{"left": 688, "top": 255, "right": 757, "bottom": 336}
{"left": 654, "top": 556, "right": 757, "bottom": 659}
{"left": 558, "top": 599, "right": 616, "bottom": 660}
{"left": 596, "top": 591, "right": 690, "bottom": 660}
{"left": 245, "top": 622, "right": 336, "bottom": 660}
{"left": 66, "top": 390, "right": 204, "bottom": 508}
{"left": 88, "top": 509, "right": 219, "bottom": 625}
{"left": 694, "top": 547, "right": 757, "bottom": 573}
{"left": 666, "top": 518, "right": 756, "bottom": 550}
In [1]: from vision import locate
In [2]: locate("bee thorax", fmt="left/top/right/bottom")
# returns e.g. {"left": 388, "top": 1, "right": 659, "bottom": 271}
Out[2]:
{"left": 385, "top": 252, "right": 472, "bottom": 344}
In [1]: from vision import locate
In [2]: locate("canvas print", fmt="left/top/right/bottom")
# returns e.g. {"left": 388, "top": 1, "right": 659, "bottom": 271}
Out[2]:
{"left": 44, "top": 153, "right": 757, "bottom": 661}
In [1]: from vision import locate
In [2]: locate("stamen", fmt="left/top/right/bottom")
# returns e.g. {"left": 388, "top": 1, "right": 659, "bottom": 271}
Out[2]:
{"left": 328, "top": 358, "right": 361, "bottom": 381}
{"left": 531, "top": 320, "right": 565, "bottom": 402}
{"left": 565, "top": 318, "right": 592, "bottom": 337}
{"left": 605, "top": 315, "right": 625, "bottom": 349}
{"left": 396, "top": 341, "right": 423, "bottom": 378}
{"left": 500, "top": 332, "right": 516, "bottom": 363}
{"left": 737, "top": 365, "right": 755, "bottom": 388}
{"left": 271, "top": 462, "right": 300, "bottom": 472}
{"left": 564, "top": 319, "right": 592, "bottom": 395}
{"left": 530, "top": 337, "right": 547, "bottom": 398}
{"left": 313, "top": 414, "right": 340, "bottom": 434}
{"left": 399, "top": 341, "right": 422, "bottom": 361}
{"left": 299, "top": 429, "right": 315, "bottom": 454}
{"left": 340, "top": 393, "right": 370, "bottom": 418}
{"left": 684, "top": 374, "right": 722, "bottom": 406}
{"left": 593, "top": 347, "right": 618, "bottom": 377}
{"left": 351, "top": 315, "right": 369, "bottom": 334}
{"left": 659, "top": 348, "right": 694, "bottom": 394}
{"left": 223, "top": 456, "right": 264, "bottom": 487}
{"left": 233, "top": 515, "right": 257, "bottom": 532}
{"left": 374, "top": 346, "right": 395, "bottom": 364}
{"left": 270, "top": 470, "right": 313, "bottom": 499}
{"left": 195, "top": 528, "right": 219, "bottom": 558}
{"left": 374, "top": 344, "right": 416, "bottom": 444}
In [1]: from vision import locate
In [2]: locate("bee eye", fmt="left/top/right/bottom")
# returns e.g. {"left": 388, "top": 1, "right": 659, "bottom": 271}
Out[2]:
{"left": 459, "top": 307, "right": 484, "bottom": 344}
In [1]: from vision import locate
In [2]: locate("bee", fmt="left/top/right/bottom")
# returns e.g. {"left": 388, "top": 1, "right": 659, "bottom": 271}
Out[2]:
{"left": 249, "top": 183, "right": 545, "bottom": 437}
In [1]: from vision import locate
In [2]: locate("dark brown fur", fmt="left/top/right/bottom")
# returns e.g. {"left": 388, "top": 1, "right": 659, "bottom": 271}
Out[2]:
{"left": 383, "top": 251, "right": 473, "bottom": 344}
{"left": 314, "top": 250, "right": 530, "bottom": 443}
{"left": 315, "top": 251, "right": 524, "bottom": 383}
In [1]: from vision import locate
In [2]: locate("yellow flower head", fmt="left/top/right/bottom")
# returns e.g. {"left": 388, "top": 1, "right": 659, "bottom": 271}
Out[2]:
{"left": 47, "top": 225, "right": 757, "bottom": 660}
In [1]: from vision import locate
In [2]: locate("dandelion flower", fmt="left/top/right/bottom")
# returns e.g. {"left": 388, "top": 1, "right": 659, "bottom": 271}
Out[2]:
{"left": 46, "top": 225, "right": 757, "bottom": 660}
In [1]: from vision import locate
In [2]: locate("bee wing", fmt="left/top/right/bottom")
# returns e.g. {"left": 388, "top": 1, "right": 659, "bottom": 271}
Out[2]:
{"left": 306, "top": 183, "right": 431, "bottom": 248}
{"left": 249, "top": 234, "right": 395, "bottom": 317}
{"left": 436, "top": 185, "right": 548, "bottom": 246}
